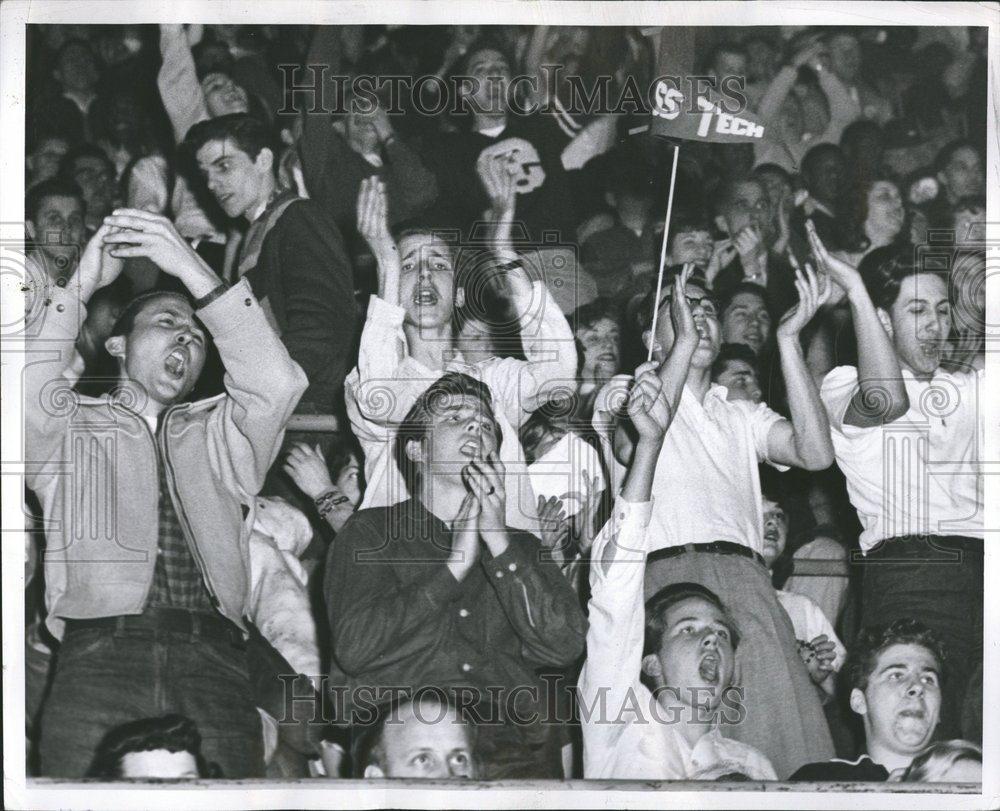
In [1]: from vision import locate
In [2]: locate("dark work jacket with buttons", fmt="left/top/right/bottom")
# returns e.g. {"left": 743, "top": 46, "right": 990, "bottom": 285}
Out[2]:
{"left": 324, "top": 499, "right": 588, "bottom": 725}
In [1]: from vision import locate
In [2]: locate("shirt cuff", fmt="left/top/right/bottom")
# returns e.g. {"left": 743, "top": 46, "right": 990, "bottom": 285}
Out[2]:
{"left": 612, "top": 496, "right": 654, "bottom": 529}
{"left": 480, "top": 539, "right": 536, "bottom": 580}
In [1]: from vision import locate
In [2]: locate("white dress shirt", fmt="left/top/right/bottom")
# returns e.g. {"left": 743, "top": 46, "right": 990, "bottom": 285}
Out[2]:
{"left": 820, "top": 365, "right": 983, "bottom": 552}
{"left": 345, "top": 281, "right": 577, "bottom": 532}
{"left": 579, "top": 497, "right": 777, "bottom": 780}
{"left": 651, "top": 383, "right": 789, "bottom": 554}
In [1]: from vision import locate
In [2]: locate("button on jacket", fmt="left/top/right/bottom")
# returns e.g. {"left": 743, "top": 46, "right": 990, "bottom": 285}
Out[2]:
{"left": 325, "top": 499, "right": 588, "bottom": 721}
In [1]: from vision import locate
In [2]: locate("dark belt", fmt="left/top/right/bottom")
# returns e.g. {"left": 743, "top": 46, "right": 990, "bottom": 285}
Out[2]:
{"left": 64, "top": 607, "right": 245, "bottom": 647}
{"left": 647, "top": 540, "right": 767, "bottom": 569}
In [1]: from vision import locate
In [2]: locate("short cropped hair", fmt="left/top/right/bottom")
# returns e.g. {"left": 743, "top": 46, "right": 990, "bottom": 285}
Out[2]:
{"left": 59, "top": 142, "right": 115, "bottom": 181}
{"left": 182, "top": 112, "right": 271, "bottom": 163}
{"left": 901, "top": 740, "right": 982, "bottom": 783}
{"left": 393, "top": 372, "right": 501, "bottom": 493}
{"left": 847, "top": 618, "right": 946, "bottom": 693}
{"left": 665, "top": 208, "right": 713, "bottom": 256}
{"left": 712, "top": 176, "right": 766, "bottom": 219}
{"left": 26, "top": 177, "right": 85, "bottom": 224}
{"left": 86, "top": 714, "right": 214, "bottom": 778}
{"left": 643, "top": 581, "right": 741, "bottom": 659}
{"left": 717, "top": 281, "right": 770, "bottom": 322}
{"left": 109, "top": 291, "right": 195, "bottom": 342}
{"left": 711, "top": 342, "right": 759, "bottom": 382}
{"left": 351, "top": 691, "right": 478, "bottom": 779}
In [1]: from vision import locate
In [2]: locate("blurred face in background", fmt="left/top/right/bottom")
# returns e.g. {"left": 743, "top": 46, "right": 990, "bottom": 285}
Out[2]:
{"left": 716, "top": 358, "right": 762, "bottom": 404}
{"left": 27, "top": 194, "right": 86, "bottom": 275}
{"left": 720, "top": 180, "right": 774, "bottom": 247}
{"left": 27, "top": 136, "right": 69, "bottom": 186}
{"left": 938, "top": 147, "right": 983, "bottom": 204}
{"left": 201, "top": 72, "right": 249, "bottom": 118}
{"left": 865, "top": 180, "right": 905, "bottom": 242}
{"left": 69, "top": 155, "right": 117, "bottom": 226}
{"left": 54, "top": 40, "right": 98, "bottom": 95}
{"left": 576, "top": 316, "right": 621, "bottom": 384}
{"left": 465, "top": 48, "right": 512, "bottom": 115}
{"left": 829, "top": 34, "right": 863, "bottom": 84}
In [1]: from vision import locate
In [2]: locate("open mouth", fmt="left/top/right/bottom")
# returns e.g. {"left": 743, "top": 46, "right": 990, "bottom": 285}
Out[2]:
{"left": 164, "top": 348, "right": 187, "bottom": 379}
{"left": 597, "top": 353, "right": 617, "bottom": 364}
{"left": 459, "top": 439, "right": 483, "bottom": 459}
{"left": 698, "top": 652, "right": 721, "bottom": 684}
{"left": 918, "top": 340, "right": 942, "bottom": 359}
{"left": 763, "top": 528, "right": 779, "bottom": 545}
{"left": 898, "top": 706, "right": 926, "bottom": 720}
{"left": 414, "top": 287, "right": 439, "bottom": 307}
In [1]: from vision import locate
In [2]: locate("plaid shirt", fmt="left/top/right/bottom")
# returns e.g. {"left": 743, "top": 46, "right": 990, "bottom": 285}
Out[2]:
{"left": 146, "top": 435, "right": 215, "bottom": 613}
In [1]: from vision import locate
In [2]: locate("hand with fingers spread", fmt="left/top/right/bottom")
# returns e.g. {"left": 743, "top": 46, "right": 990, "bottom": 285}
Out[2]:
{"left": 283, "top": 442, "right": 334, "bottom": 500}
{"left": 76, "top": 223, "right": 126, "bottom": 301}
{"left": 537, "top": 494, "right": 570, "bottom": 554}
{"left": 356, "top": 177, "right": 400, "bottom": 302}
{"left": 669, "top": 263, "right": 701, "bottom": 354}
{"left": 101, "top": 209, "right": 220, "bottom": 298}
{"left": 448, "top": 490, "right": 481, "bottom": 581}
{"left": 628, "top": 360, "right": 672, "bottom": 442}
{"left": 805, "top": 219, "right": 864, "bottom": 297}
{"left": 799, "top": 634, "right": 837, "bottom": 684}
{"left": 776, "top": 260, "right": 831, "bottom": 340}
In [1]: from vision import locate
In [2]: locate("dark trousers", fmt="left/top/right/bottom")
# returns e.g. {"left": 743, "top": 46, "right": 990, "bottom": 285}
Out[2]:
{"left": 38, "top": 621, "right": 264, "bottom": 778}
{"left": 859, "top": 534, "right": 983, "bottom": 741}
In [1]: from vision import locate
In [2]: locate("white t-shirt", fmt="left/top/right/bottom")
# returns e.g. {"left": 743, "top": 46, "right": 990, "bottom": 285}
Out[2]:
{"left": 820, "top": 365, "right": 983, "bottom": 552}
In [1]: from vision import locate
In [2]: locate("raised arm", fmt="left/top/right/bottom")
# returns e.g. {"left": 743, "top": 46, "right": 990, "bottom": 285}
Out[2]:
{"left": 579, "top": 363, "right": 669, "bottom": 778}
{"left": 766, "top": 259, "right": 835, "bottom": 470}
{"left": 25, "top": 226, "right": 125, "bottom": 490}
{"left": 807, "top": 220, "right": 909, "bottom": 427}
{"left": 157, "top": 23, "right": 210, "bottom": 144}
{"left": 102, "top": 209, "right": 308, "bottom": 494}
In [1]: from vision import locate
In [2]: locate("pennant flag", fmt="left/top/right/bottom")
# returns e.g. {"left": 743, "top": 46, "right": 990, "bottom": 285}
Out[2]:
{"left": 649, "top": 27, "right": 768, "bottom": 144}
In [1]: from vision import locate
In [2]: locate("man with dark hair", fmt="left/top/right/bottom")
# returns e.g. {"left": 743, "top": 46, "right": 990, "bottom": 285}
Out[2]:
{"left": 810, "top": 222, "right": 983, "bottom": 741}
{"left": 933, "top": 139, "right": 984, "bottom": 207}
{"left": 346, "top": 179, "right": 576, "bottom": 532}
{"left": 718, "top": 282, "right": 773, "bottom": 357}
{"left": 59, "top": 143, "right": 118, "bottom": 233}
{"left": 711, "top": 342, "right": 763, "bottom": 404}
{"left": 609, "top": 263, "right": 836, "bottom": 777}
{"left": 25, "top": 177, "right": 87, "bottom": 287}
{"left": 711, "top": 177, "right": 798, "bottom": 320}
{"left": 327, "top": 370, "right": 586, "bottom": 779}
{"left": 791, "top": 620, "right": 945, "bottom": 781}
{"left": 580, "top": 333, "right": 776, "bottom": 780}
{"left": 26, "top": 211, "right": 308, "bottom": 777}
{"left": 353, "top": 693, "right": 478, "bottom": 779}
{"left": 87, "top": 714, "right": 215, "bottom": 779}
{"left": 183, "top": 112, "right": 356, "bottom": 413}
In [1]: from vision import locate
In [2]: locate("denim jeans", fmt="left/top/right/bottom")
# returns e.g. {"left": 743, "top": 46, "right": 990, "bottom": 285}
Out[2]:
{"left": 38, "top": 622, "right": 264, "bottom": 778}
{"left": 859, "top": 535, "right": 983, "bottom": 740}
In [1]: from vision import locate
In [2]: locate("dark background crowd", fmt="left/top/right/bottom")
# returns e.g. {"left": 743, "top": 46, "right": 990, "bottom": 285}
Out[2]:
{"left": 22, "top": 22, "right": 987, "bottom": 783}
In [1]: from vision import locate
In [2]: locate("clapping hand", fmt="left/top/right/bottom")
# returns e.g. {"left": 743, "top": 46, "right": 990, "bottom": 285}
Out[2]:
{"left": 805, "top": 219, "right": 864, "bottom": 298}
{"left": 776, "top": 259, "right": 831, "bottom": 339}
{"left": 670, "top": 263, "right": 700, "bottom": 352}
{"left": 77, "top": 223, "right": 125, "bottom": 300}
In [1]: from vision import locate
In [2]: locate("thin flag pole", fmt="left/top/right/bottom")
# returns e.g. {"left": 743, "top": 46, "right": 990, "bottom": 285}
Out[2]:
{"left": 647, "top": 142, "right": 681, "bottom": 362}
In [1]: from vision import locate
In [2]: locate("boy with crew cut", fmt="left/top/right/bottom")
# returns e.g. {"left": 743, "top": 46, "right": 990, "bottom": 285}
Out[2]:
{"left": 27, "top": 210, "right": 307, "bottom": 777}
{"left": 183, "top": 113, "right": 356, "bottom": 413}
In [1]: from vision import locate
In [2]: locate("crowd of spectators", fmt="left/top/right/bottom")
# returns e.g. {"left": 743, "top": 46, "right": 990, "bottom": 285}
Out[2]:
{"left": 22, "top": 23, "right": 986, "bottom": 784}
